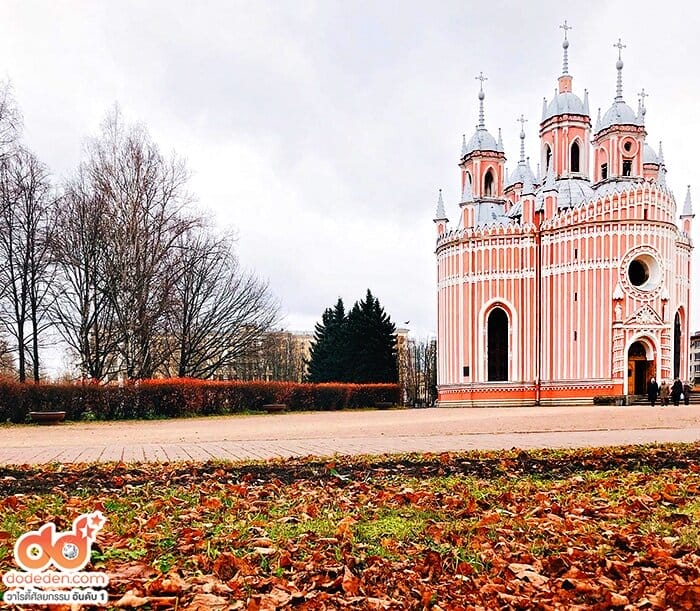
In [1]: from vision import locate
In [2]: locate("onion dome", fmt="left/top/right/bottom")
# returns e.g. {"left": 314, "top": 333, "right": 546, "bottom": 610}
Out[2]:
{"left": 464, "top": 73, "right": 502, "bottom": 155}
{"left": 643, "top": 143, "right": 660, "bottom": 165}
{"left": 597, "top": 39, "right": 644, "bottom": 133}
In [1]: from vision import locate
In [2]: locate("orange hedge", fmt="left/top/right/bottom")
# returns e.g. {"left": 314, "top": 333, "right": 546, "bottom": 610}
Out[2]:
{"left": 0, "top": 379, "right": 400, "bottom": 423}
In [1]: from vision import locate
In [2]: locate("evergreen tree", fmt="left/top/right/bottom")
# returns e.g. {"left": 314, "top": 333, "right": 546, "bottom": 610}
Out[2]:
{"left": 346, "top": 289, "right": 398, "bottom": 383}
{"left": 306, "top": 298, "right": 346, "bottom": 382}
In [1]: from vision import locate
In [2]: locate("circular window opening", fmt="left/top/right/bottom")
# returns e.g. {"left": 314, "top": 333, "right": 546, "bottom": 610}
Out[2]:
{"left": 629, "top": 259, "right": 648, "bottom": 286}
{"left": 624, "top": 141, "right": 632, "bottom": 152}
{"left": 627, "top": 253, "right": 661, "bottom": 291}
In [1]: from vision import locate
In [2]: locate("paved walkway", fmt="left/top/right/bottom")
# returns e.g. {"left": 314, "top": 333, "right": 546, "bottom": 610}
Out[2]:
{"left": 1, "top": 405, "right": 699, "bottom": 465}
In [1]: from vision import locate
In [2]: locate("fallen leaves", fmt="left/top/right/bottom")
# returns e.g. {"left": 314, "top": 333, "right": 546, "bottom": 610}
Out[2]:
{"left": 1, "top": 444, "right": 700, "bottom": 609}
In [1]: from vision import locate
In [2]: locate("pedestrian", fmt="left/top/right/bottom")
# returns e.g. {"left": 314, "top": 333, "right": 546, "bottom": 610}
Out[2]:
{"left": 671, "top": 378, "right": 683, "bottom": 406}
{"left": 647, "top": 377, "right": 659, "bottom": 407}
{"left": 659, "top": 380, "right": 670, "bottom": 406}
{"left": 683, "top": 381, "right": 691, "bottom": 406}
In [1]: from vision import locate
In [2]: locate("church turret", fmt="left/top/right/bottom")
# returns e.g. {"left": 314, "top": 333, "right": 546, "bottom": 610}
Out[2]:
{"left": 681, "top": 185, "right": 694, "bottom": 235}
{"left": 592, "top": 39, "right": 646, "bottom": 183}
{"left": 459, "top": 73, "right": 506, "bottom": 207}
{"left": 433, "top": 188, "right": 448, "bottom": 234}
{"left": 504, "top": 114, "right": 536, "bottom": 207}
{"left": 539, "top": 21, "right": 591, "bottom": 181}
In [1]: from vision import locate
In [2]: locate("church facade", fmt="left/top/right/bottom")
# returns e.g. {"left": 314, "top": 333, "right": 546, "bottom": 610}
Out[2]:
{"left": 433, "top": 28, "right": 694, "bottom": 406}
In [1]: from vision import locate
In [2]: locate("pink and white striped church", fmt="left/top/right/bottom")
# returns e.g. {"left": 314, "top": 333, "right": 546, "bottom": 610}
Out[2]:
{"left": 433, "top": 26, "right": 694, "bottom": 406}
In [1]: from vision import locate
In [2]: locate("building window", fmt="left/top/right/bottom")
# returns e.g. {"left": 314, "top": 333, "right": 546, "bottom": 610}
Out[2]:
{"left": 571, "top": 141, "right": 580, "bottom": 173}
{"left": 545, "top": 145, "right": 552, "bottom": 173}
{"left": 623, "top": 159, "right": 632, "bottom": 176}
{"left": 487, "top": 307, "right": 508, "bottom": 382}
{"left": 484, "top": 169, "right": 494, "bottom": 197}
{"left": 601, "top": 163, "right": 608, "bottom": 180}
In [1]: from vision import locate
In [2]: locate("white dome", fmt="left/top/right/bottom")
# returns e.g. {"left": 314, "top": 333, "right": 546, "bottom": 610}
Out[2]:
{"left": 556, "top": 177, "right": 594, "bottom": 208}
{"left": 543, "top": 92, "right": 587, "bottom": 121}
{"left": 598, "top": 100, "right": 642, "bottom": 132}
{"left": 643, "top": 143, "right": 660, "bottom": 165}
{"left": 505, "top": 162, "right": 536, "bottom": 188}
{"left": 465, "top": 127, "right": 499, "bottom": 154}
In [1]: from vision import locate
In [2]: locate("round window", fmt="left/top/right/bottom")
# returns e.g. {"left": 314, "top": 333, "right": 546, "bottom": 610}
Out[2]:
{"left": 623, "top": 141, "right": 632, "bottom": 152}
{"left": 627, "top": 254, "right": 660, "bottom": 291}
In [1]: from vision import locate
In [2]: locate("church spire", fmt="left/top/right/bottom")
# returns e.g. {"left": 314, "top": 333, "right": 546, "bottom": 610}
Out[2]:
{"left": 613, "top": 38, "right": 626, "bottom": 102}
{"left": 682, "top": 185, "right": 694, "bottom": 217}
{"left": 560, "top": 19, "right": 572, "bottom": 75}
{"left": 433, "top": 188, "right": 447, "bottom": 222}
{"left": 461, "top": 134, "right": 467, "bottom": 157}
{"left": 517, "top": 114, "right": 527, "bottom": 163}
{"left": 475, "top": 72, "right": 488, "bottom": 128}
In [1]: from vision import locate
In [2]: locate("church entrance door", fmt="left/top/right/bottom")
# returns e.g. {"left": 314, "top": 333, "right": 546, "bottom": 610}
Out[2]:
{"left": 627, "top": 341, "right": 651, "bottom": 396}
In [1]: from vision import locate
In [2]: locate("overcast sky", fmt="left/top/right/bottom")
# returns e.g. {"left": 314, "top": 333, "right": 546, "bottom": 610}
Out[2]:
{"left": 1, "top": 1, "right": 698, "bottom": 355}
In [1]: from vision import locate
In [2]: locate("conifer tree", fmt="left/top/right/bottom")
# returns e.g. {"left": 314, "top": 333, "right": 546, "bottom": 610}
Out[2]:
{"left": 306, "top": 298, "right": 346, "bottom": 382}
{"left": 346, "top": 289, "right": 397, "bottom": 383}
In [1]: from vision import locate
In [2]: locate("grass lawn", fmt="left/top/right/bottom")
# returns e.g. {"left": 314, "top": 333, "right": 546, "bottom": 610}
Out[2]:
{"left": 1, "top": 444, "right": 700, "bottom": 609}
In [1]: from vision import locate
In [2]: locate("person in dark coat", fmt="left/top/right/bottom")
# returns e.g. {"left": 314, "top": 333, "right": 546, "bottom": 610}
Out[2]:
{"left": 683, "top": 381, "right": 691, "bottom": 406}
{"left": 671, "top": 378, "right": 683, "bottom": 406}
{"left": 647, "top": 377, "right": 659, "bottom": 407}
{"left": 659, "top": 381, "right": 670, "bottom": 406}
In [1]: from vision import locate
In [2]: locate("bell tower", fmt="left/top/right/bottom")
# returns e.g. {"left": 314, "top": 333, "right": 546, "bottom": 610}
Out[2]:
{"left": 539, "top": 21, "right": 591, "bottom": 181}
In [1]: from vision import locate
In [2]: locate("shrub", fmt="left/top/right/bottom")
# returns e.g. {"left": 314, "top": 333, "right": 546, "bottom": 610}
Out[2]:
{"left": 0, "top": 379, "right": 401, "bottom": 422}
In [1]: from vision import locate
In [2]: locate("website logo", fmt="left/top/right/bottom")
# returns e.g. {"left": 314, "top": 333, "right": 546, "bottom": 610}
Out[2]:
{"left": 2, "top": 511, "right": 109, "bottom": 606}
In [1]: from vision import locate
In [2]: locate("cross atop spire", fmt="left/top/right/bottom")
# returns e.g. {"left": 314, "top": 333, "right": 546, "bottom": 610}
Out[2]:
{"left": 613, "top": 38, "right": 626, "bottom": 101}
{"left": 638, "top": 87, "right": 648, "bottom": 121}
{"left": 560, "top": 20, "right": 572, "bottom": 75}
{"left": 613, "top": 38, "right": 626, "bottom": 60}
{"left": 517, "top": 114, "right": 527, "bottom": 163}
{"left": 638, "top": 88, "right": 649, "bottom": 106}
{"left": 475, "top": 72, "right": 488, "bottom": 128}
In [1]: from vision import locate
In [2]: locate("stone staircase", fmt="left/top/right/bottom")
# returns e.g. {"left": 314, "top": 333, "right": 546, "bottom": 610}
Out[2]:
{"left": 629, "top": 389, "right": 700, "bottom": 406}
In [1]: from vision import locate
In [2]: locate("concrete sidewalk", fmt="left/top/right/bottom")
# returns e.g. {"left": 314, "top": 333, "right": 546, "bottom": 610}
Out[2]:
{"left": 1, "top": 405, "right": 699, "bottom": 465}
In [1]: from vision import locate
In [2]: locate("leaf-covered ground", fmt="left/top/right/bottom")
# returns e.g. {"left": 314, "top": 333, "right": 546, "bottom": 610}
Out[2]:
{"left": 1, "top": 444, "right": 700, "bottom": 610}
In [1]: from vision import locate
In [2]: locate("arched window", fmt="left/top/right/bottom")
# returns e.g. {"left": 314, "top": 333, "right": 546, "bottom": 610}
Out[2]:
{"left": 571, "top": 141, "right": 580, "bottom": 173}
{"left": 545, "top": 144, "right": 552, "bottom": 173}
{"left": 487, "top": 307, "right": 508, "bottom": 381}
{"left": 484, "top": 169, "right": 494, "bottom": 197}
{"left": 674, "top": 312, "right": 682, "bottom": 378}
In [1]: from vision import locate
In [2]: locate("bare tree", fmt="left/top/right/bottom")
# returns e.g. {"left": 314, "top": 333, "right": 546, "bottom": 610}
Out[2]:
{"left": 404, "top": 338, "right": 437, "bottom": 407}
{"left": 161, "top": 229, "right": 279, "bottom": 378}
{"left": 50, "top": 168, "right": 120, "bottom": 380}
{"left": 85, "top": 108, "right": 196, "bottom": 379}
{"left": 0, "top": 81, "right": 21, "bottom": 159}
{"left": 0, "top": 147, "right": 55, "bottom": 381}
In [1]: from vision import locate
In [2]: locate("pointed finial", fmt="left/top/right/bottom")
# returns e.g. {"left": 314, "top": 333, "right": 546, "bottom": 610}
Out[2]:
{"left": 583, "top": 89, "right": 589, "bottom": 115}
{"left": 434, "top": 188, "right": 447, "bottom": 220}
{"left": 543, "top": 160, "right": 557, "bottom": 191}
{"left": 475, "top": 72, "right": 488, "bottom": 128}
{"left": 461, "top": 134, "right": 467, "bottom": 157}
{"left": 658, "top": 140, "right": 665, "bottom": 164}
{"left": 522, "top": 170, "right": 534, "bottom": 196}
{"left": 517, "top": 114, "right": 527, "bottom": 163}
{"left": 461, "top": 177, "right": 474, "bottom": 203}
{"left": 542, "top": 97, "right": 548, "bottom": 121}
{"left": 497, "top": 127, "right": 503, "bottom": 152}
{"left": 595, "top": 107, "right": 602, "bottom": 132}
{"left": 638, "top": 88, "right": 648, "bottom": 122}
{"left": 560, "top": 20, "right": 572, "bottom": 75}
{"left": 613, "top": 38, "right": 626, "bottom": 101}
{"left": 682, "top": 185, "right": 694, "bottom": 217}
{"left": 536, "top": 162, "right": 541, "bottom": 183}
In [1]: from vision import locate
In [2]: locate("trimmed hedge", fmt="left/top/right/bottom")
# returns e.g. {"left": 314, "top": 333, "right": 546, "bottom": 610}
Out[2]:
{"left": 0, "top": 378, "right": 401, "bottom": 423}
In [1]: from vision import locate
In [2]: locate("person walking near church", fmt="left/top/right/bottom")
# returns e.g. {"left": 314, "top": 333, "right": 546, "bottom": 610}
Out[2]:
{"left": 659, "top": 381, "right": 670, "bottom": 407}
{"left": 647, "top": 377, "right": 659, "bottom": 407}
{"left": 683, "top": 381, "right": 691, "bottom": 406}
{"left": 671, "top": 378, "right": 683, "bottom": 406}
